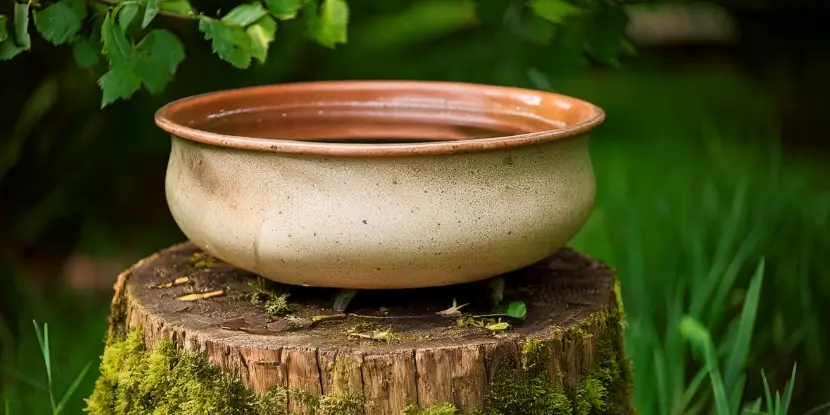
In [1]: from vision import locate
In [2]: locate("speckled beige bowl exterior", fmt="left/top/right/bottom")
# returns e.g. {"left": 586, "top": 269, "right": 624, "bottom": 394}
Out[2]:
{"left": 155, "top": 81, "right": 603, "bottom": 289}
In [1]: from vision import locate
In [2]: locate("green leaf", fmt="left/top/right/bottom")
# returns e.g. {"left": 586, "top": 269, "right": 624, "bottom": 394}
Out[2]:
{"left": 317, "top": 0, "right": 348, "bottom": 48}
{"left": 583, "top": 6, "right": 629, "bottom": 64}
{"left": 0, "top": 15, "right": 8, "bottom": 43}
{"left": 66, "top": 0, "right": 87, "bottom": 17}
{"left": 0, "top": 39, "right": 17, "bottom": 61}
{"left": 264, "top": 0, "right": 302, "bottom": 20}
{"left": 98, "top": 64, "right": 142, "bottom": 107}
{"left": 101, "top": 11, "right": 132, "bottom": 67}
{"left": 505, "top": 300, "right": 527, "bottom": 320}
{"left": 159, "top": 0, "right": 195, "bottom": 15}
{"left": 34, "top": 0, "right": 86, "bottom": 45}
{"left": 55, "top": 362, "right": 91, "bottom": 413}
{"left": 527, "top": 0, "right": 585, "bottom": 24}
{"left": 136, "top": 29, "right": 184, "bottom": 74}
{"left": 133, "top": 29, "right": 185, "bottom": 93}
{"left": 199, "top": 17, "right": 253, "bottom": 68}
{"left": 143, "top": 0, "right": 160, "bottom": 28}
{"left": 71, "top": 36, "right": 100, "bottom": 68}
{"left": 221, "top": 3, "right": 268, "bottom": 27}
{"left": 475, "top": 0, "right": 511, "bottom": 27}
{"left": 13, "top": 1, "right": 31, "bottom": 49}
{"left": 118, "top": 3, "right": 139, "bottom": 32}
{"left": 246, "top": 15, "right": 276, "bottom": 63}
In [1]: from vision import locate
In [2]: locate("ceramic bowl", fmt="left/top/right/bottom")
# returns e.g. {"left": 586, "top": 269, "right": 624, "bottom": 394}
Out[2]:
{"left": 155, "top": 81, "right": 604, "bottom": 289}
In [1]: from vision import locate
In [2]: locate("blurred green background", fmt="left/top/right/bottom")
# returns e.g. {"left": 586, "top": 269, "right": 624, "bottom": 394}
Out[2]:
{"left": 1, "top": 0, "right": 829, "bottom": 414}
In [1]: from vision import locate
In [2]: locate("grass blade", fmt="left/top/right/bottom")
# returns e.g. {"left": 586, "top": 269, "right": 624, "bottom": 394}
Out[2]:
{"left": 653, "top": 348, "right": 668, "bottom": 415}
{"left": 780, "top": 363, "right": 796, "bottom": 414}
{"left": 1, "top": 366, "right": 47, "bottom": 391}
{"left": 761, "top": 369, "right": 773, "bottom": 413}
{"left": 724, "top": 258, "right": 765, "bottom": 393}
{"left": 680, "top": 367, "right": 708, "bottom": 414}
{"left": 801, "top": 402, "right": 830, "bottom": 415}
{"left": 680, "top": 316, "right": 730, "bottom": 415}
{"left": 43, "top": 323, "right": 51, "bottom": 386}
{"left": 743, "top": 397, "right": 761, "bottom": 414}
{"left": 729, "top": 374, "right": 746, "bottom": 415}
{"left": 55, "top": 362, "right": 92, "bottom": 413}
{"left": 4, "top": 398, "right": 9, "bottom": 415}
{"left": 774, "top": 391, "right": 781, "bottom": 415}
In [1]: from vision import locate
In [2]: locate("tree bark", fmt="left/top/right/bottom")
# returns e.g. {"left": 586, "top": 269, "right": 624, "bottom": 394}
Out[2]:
{"left": 95, "top": 242, "right": 635, "bottom": 415}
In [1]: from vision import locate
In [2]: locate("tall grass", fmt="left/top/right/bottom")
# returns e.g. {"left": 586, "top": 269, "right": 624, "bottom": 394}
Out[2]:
{"left": 565, "top": 65, "right": 830, "bottom": 413}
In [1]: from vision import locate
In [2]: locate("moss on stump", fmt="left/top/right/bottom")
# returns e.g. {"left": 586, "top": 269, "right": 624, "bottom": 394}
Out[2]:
{"left": 86, "top": 242, "right": 635, "bottom": 415}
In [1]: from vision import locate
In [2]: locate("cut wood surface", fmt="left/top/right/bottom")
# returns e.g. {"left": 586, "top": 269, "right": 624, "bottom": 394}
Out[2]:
{"left": 102, "top": 242, "right": 635, "bottom": 414}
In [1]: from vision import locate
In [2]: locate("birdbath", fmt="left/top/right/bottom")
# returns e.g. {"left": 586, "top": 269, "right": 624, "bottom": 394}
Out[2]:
{"left": 85, "top": 81, "right": 634, "bottom": 415}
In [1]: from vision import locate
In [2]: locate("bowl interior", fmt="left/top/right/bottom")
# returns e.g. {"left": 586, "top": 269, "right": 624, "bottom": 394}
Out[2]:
{"left": 155, "top": 81, "right": 603, "bottom": 156}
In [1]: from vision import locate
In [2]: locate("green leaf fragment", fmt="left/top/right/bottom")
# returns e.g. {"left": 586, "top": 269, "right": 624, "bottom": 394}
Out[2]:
{"left": 101, "top": 12, "right": 132, "bottom": 67}
{"left": 505, "top": 300, "right": 527, "bottom": 320}
{"left": 0, "top": 15, "right": 9, "bottom": 43}
{"left": 136, "top": 29, "right": 185, "bottom": 74}
{"left": 133, "top": 29, "right": 185, "bottom": 93}
{"left": 13, "top": 2, "right": 31, "bottom": 49}
{"left": 118, "top": 3, "right": 139, "bottom": 32}
{"left": 71, "top": 37, "right": 100, "bottom": 68}
{"left": 143, "top": 0, "right": 160, "bottom": 28}
{"left": 246, "top": 15, "right": 277, "bottom": 63}
{"left": 99, "top": 64, "right": 142, "bottom": 107}
{"left": 222, "top": 2, "right": 268, "bottom": 27}
{"left": 316, "top": 0, "right": 348, "bottom": 48}
{"left": 527, "top": 0, "right": 585, "bottom": 24}
{"left": 159, "top": 0, "right": 196, "bottom": 15}
{"left": 0, "top": 40, "right": 24, "bottom": 60}
{"left": 66, "top": 0, "right": 87, "bottom": 18}
{"left": 199, "top": 17, "right": 253, "bottom": 68}
{"left": 264, "top": 0, "right": 303, "bottom": 20}
{"left": 33, "top": 0, "right": 85, "bottom": 44}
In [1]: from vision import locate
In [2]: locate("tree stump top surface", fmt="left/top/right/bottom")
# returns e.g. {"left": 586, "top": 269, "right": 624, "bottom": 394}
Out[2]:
{"left": 123, "top": 242, "right": 614, "bottom": 352}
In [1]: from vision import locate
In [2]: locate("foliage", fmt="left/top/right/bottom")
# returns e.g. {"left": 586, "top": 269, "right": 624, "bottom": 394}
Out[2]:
{"left": 403, "top": 403, "right": 458, "bottom": 415}
{"left": 564, "top": 67, "right": 830, "bottom": 414}
{"left": 0, "top": 0, "right": 632, "bottom": 106}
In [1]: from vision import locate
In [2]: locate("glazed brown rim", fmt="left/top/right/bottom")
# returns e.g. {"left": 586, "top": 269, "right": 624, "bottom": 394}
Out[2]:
{"left": 154, "top": 80, "right": 605, "bottom": 157}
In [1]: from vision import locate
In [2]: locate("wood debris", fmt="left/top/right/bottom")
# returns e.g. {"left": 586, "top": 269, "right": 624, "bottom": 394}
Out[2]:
{"left": 177, "top": 290, "right": 224, "bottom": 301}
{"left": 149, "top": 276, "right": 190, "bottom": 289}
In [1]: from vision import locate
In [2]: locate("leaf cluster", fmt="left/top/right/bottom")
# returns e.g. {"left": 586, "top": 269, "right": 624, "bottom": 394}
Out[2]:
{"left": 0, "top": 0, "right": 349, "bottom": 107}
{"left": 0, "top": 0, "right": 631, "bottom": 107}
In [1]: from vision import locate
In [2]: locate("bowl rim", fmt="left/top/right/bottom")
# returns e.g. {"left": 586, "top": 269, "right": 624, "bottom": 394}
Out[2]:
{"left": 154, "top": 80, "right": 605, "bottom": 157}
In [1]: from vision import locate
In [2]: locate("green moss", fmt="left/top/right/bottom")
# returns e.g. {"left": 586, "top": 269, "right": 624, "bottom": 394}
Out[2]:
{"left": 317, "top": 390, "right": 363, "bottom": 415}
{"left": 403, "top": 403, "right": 459, "bottom": 415}
{"left": 521, "top": 339, "right": 547, "bottom": 372}
{"left": 482, "top": 365, "right": 572, "bottom": 415}
{"left": 248, "top": 278, "right": 293, "bottom": 317}
{"left": 85, "top": 328, "right": 363, "bottom": 415}
{"left": 574, "top": 377, "right": 607, "bottom": 415}
{"left": 253, "top": 387, "right": 287, "bottom": 415}
{"left": 86, "top": 330, "right": 257, "bottom": 415}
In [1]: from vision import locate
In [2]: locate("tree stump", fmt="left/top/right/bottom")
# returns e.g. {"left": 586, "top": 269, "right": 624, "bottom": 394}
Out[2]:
{"left": 87, "top": 242, "right": 635, "bottom": 415}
